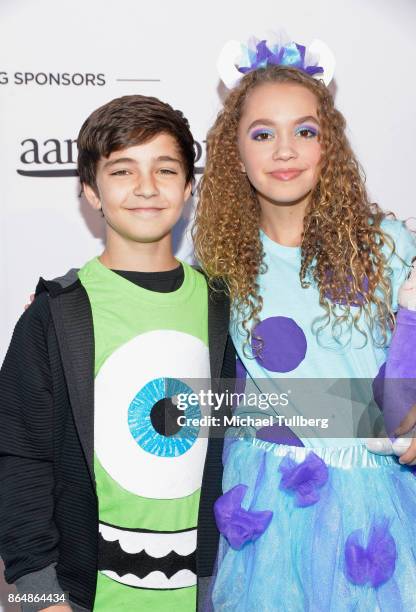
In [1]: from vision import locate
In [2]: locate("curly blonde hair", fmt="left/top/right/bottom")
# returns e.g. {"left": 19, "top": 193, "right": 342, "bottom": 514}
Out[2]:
{"left": 193, "top": 65, "right": 396, "bottom": 350}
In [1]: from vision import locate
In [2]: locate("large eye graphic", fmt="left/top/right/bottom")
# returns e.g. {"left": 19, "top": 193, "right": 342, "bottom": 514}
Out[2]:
{"left": 128, "top": 377, "right": 200, "bottom": 457}
{"left": 95, "top": 330, "right": 210, "bottom": 499}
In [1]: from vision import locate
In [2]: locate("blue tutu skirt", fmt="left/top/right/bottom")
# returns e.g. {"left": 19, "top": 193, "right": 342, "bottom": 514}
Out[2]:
{"left": 209, "top": 439, "right": 416, "bottom": 612}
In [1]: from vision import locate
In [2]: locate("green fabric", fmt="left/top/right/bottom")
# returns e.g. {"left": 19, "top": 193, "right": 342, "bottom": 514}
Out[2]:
{"left": 93, "top": 457, "right": 201, "bottom": 532}
{"left": 94, "top": 573, "right": 197, "bottom": 612}
{"left": 78, "top": 258, "right": 208, "bottom": 377}
{"left": 78, "top": 257, "right": 209, "bottom": 612}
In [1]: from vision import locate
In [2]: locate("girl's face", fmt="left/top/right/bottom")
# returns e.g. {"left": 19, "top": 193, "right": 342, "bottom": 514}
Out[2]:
{"left": 237, "top": 81, "right": 322, "bottom": 209}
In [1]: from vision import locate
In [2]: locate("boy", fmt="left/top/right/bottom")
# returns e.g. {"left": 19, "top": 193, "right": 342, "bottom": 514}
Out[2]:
{"left": 0, "top": 95, "right": 234, "bottom": 611}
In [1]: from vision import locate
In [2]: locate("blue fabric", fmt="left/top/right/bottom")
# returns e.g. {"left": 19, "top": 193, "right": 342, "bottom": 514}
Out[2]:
{"left": 230, "top": 218, "right": 416, "bottom": 448}
{"left": 211, "top": 439, "right": 416, "bottom": 611}
{"left": 212, "top": 219, "right": 416, "bottom": 610}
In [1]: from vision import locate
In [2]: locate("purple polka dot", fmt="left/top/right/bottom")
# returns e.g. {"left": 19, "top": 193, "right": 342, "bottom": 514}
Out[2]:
{"left": 257, "top": 423, "right": 304, "bottom": 447}
{"left": 325, "top": 274, "right": 369, "bottom": 306}
{"left": 252, "top": 316, "right": 307, "bottom": 373}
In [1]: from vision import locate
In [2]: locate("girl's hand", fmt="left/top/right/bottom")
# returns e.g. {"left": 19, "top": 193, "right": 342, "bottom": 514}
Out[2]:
{"left": 365, "top": 437, "right": 394, "bottom": 455}
{"left": 394, "top": 438, "right": 416, "bottom": 465}
{"left": 365, "top": 404, "right": 416, "bottom": 465}
{"left": 365, "top": 436, "right": 416, "bottom": 465}
{"left": 394, "top": 403, "right": 416, "bottom": 464}
{"left": 398, "top": 260, "right": 416, "bottom": 310}
{"left": 24, "top": 293, "right": 35, "bottom": 310}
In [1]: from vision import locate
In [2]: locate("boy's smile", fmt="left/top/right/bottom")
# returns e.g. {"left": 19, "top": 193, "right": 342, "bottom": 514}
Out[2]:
{"left": 84, "top": 133, "right": 192, "bottom": 248}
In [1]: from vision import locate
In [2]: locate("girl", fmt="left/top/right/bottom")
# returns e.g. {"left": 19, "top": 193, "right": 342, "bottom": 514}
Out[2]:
{"left": 194, "top": 37, "right": 416, "bottom": 611}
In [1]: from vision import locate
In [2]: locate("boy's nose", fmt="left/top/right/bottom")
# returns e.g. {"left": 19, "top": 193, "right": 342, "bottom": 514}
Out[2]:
{"left": 133, "top": 174, "right": 158, "bottom": 198}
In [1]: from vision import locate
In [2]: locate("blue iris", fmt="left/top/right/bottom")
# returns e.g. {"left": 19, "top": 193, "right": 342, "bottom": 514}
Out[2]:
{"left": 128, "top": 377, "right": 200, "bottom": 457}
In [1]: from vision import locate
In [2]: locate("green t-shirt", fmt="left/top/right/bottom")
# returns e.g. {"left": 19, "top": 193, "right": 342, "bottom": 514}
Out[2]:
{"left": 78, "top": 257, "right": 210, "bottom": 612}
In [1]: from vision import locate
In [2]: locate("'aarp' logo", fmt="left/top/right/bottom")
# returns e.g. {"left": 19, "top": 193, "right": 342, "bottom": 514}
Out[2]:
{"left": 17, "top": 138, "right": 205, "bottom": 177}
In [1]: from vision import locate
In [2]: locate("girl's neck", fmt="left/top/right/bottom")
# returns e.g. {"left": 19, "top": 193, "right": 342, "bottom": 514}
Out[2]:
{"left": 259, "top": 196, "right": 308, "bottom": 247}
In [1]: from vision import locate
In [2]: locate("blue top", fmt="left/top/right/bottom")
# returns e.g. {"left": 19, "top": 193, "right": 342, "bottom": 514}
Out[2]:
{"left": 230, "top": 218, "right": 416, "bottom": 448}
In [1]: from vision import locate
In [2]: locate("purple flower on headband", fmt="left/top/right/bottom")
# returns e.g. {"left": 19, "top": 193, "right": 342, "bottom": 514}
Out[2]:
{"left": 279, "top": 452, "right": 329, "bottom": 507}
{"left": 237, "top": 40, "right": 324, "bottom": 77}
{"left": 214, "top": 484, "right": 273, "bottom": 550}
{"left": 344, "top": 519, "right": 397, "bottom": 587}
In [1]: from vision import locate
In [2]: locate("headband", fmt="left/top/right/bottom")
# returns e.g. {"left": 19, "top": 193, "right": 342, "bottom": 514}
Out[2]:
{"left": 217, "top": 31, "right": 335, "bottom": 89}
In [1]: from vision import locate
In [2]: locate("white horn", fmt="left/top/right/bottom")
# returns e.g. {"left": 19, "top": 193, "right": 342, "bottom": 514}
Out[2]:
{"left": 217, "top": 40, "right": 244, "bottom": 89}
{"left": 308, "top": 39, "right": 336, "bottom": 86}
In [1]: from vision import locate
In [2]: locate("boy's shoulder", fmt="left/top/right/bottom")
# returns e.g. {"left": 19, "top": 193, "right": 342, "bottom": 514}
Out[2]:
{"left": 19, "top": 268, "right": 81, "bottom": 330}
{"left": 189, "top": 263, "right": 229, "bottom": 294}
{"left": 35, "top": 268, "right": 80, "bottom": 298}
{"left": 47, "top": 268, "right": 80, "bottom": 290}
{"left": 188, "top": 263, "right": 208, "bottom": 287}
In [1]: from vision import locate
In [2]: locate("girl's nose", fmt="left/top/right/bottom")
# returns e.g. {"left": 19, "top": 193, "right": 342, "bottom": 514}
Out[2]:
{"left": 272, "top": 138, "right": 297, "bottom": 162}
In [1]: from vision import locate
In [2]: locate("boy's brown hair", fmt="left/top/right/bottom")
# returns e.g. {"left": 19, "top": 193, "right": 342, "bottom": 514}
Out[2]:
{"left": 77, "top": 95, "right": 195, "bottom": 192}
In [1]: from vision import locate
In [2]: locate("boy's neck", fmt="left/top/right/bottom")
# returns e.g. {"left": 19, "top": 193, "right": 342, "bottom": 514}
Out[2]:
{"left": 99, "top": 232, "right": 179, "bottom": 272}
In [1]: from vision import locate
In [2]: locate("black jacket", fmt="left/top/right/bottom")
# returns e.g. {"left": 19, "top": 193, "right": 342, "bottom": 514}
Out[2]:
{"left": 0, "top": 270, "right": 234, "bottom": 610}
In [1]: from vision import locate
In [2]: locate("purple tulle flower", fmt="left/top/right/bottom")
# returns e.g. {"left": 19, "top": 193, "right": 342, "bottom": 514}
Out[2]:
{"left": 345, "top": 519, "right": 397, "bottom": 587}
{"left": 237, "top": 40, "right": 323, "bottom": 77}
{"left": 214, "top": 484, "right": 273, "bottom": 550}
{"left": 279, "top": 452, "right": 329, "bottom": 507}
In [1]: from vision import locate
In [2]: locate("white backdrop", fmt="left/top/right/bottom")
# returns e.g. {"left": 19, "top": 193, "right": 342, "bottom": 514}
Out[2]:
{"left": 0, "top": 0, "right": 415, "bottom": 609}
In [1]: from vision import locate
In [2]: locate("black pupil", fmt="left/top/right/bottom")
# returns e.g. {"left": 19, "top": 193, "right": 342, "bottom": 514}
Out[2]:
{"left": 150, "top": 397, "right": 182, "bottom": 437}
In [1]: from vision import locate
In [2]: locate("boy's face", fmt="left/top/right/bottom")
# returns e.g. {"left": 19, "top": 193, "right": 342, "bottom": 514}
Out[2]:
{"left": 84, "top": 133, "right": 191, "bottom": 244}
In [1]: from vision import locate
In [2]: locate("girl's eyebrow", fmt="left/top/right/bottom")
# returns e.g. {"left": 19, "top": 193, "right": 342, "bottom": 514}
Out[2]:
{"left": 295, "top": 115, "right": 320, "bottom": 125}
{"left": 246, "top": 115, "right": 320, "bottom": 133}
{"left": 246, "top": 119, "right": 275, "bottom": 132}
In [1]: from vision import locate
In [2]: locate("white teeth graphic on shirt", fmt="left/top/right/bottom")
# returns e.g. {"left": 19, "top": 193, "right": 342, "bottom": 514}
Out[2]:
{"left": 99, "top": 522, "right": 197, "bottom": 589}
{"left": 102, "top": 569, "right": 196, "bottom": 590}
{"left": 100, "top": 522, "right": 196, "bottom": 557}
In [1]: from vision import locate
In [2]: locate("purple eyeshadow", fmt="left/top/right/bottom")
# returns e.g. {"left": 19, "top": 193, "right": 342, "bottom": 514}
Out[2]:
{"left": 250, "top": 127, "right": 274, "bottom": 140}
{"left": 295, "top": 124, "right": 319, "bottom": 137}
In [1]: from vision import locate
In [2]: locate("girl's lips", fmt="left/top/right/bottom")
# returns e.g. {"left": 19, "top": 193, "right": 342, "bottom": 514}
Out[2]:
{"left": 270, "top": 170, "right": 303, "bottom": 181}
{"left": 127, "top": 207, "right": 165, "bottom": 216}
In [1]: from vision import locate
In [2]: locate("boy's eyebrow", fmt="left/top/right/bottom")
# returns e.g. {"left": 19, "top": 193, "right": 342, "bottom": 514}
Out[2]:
{"left": 102, "top": 155, "right": 182, "bottom": 169}
{"left": 247, "top": 115, "right": 320, "bottom": 132}
{"left": 156, "top": 155, "right": 182, "bottom": 164}
{"left": 102, "top": 157, "right": 136, "bottom": 169}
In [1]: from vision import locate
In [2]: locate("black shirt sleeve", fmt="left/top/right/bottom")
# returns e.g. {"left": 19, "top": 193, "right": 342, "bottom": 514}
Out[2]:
{"left": 0, "top": 294, "right": 60, "bottom": 584}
